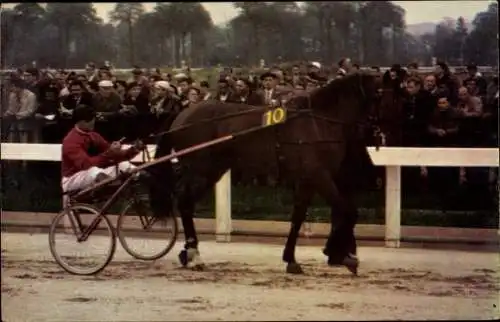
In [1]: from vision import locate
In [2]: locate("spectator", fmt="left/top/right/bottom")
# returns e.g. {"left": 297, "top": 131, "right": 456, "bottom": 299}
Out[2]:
{"left": 61, "top": 80, "right": 94, "bottom": 113}
{"left": 114, "top": 80, "right": 128, "bottom": 100}
{"left": 23, "top": 67, "right": 40, "bottom": 98}
{"left": 463, "top": 63, "right": 487, "bottom": 97}
{"left": 199, "top": 81, "right": 211, "bottom": 101}
{"left": 150, "top": 80, "right": 182, "bottom": 134}
{"left": 128, "top": 66, "right": 144, "bottom": 84}
{"left": 37, "top": 79, "right": 64, "bottom": 143}
{"left": 423, "top": 74, "right": 441, "bottom": 100}
{"left": 214, "top": 78, "right": 234, "bottom": 103}
{"left": 85, "top": 62, "right": 98, "bottom": 82}
{"left": 176, "top": 76, "right": 193, "bottom": 99}
{"left": 427, "top": 93, "right": 459, "bottom": 147}
{"left": 401, "top": 77, "right": 433, "bottom": 147}
{"left": 336, "top": 58, "right": 351, "bottom": 78}
{"left": 233, "top": 78, "right": 263, "bottom": 105}
{"left": 258, "top": 71, "right": 282, "bottom": 106}
{"left": 457, "top": 86, "right": 483, "bottom": 118}
{"left": 186, "top": 86, "right": 201, "bottom": 106}
{"left": 457, "top": 86, "right": 484, "bottom": 147}
{"left": 3, "top": 78, "right": 38, "bottom": 143}
{"left": 120, "top": 82, "right": 150, "bottom": 141}
{"left": 434, "top": 61, "right": 459, "bottom": 105}
{"left": 92, "top": 80, "right": 122, "bottom": 140}
{"left": 464, "top": 78, "right": 480, "bottom": 97}
{"left": 426, "top": 93, "right": 461, "bottom": 210}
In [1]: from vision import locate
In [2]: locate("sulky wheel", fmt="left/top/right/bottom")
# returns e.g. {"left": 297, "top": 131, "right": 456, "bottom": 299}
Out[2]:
{"left": 116, "top": 196, "right": 178, "bottom": 261}
{"left": 48, "top": 203, "right": 116, "bottom": 275}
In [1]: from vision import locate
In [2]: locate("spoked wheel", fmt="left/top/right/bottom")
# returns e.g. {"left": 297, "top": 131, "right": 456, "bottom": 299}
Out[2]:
{"left": 48, "top": 204, "right": 116, "bottom": 275}
{"left": 116, "top": 197, "right": 178, "bottom": 261}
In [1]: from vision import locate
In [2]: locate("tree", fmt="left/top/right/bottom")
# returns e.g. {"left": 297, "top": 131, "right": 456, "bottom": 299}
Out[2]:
{"left": 464, "top": 3, "right": 498, "bottom": 65}
{"left": 331, "top": 2, "right": 356, "bottom": 59}
{"left": 153, "top": 3, "right": 212, "bottom": 67}
{"left": 231, "top": 2, "right": 270, "bottom": 66}
{"left": 109, "top": 3, "right": 144, "bottom": 66}
{"left": 44, "top": 3, "right": 101, "bottom": 67}
{"left": 453, "top": 17, "right": 469, "bottom": 65}
{"left": 360, "top": 1, "right": 406, "bottom": 65}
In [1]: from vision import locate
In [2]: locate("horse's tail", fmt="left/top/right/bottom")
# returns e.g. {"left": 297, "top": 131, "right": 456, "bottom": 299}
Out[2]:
{"left": 147, "top": 133, "right": 176, "bottom": 218}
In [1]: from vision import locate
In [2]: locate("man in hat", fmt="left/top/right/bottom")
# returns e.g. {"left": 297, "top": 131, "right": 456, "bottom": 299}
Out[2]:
{"left": 2, "top": 78, "right": 38, "bottom": 142}
{"left": 61, "top": 104, "right": 146, "bottom": 193}
{"left": 214, "top": 78, "right": 236, "bottom": 103}
{"left": 308, "top": 61, "right": 321, "bottom": 75}
{"left": 258, "top": 71, "right": 281, "bottom": 106}
{"left": 336, "top": 57, "right": 352, "bottom": 78}
{"left": 463, "top": 63, "right": 487, "bottom": 97}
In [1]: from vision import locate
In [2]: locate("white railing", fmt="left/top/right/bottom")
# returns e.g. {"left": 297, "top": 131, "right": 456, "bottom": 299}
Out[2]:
{"left": 1, "top": 143, "right": 499, "bottom": 246}
{"left": 1, "top": 66, "right": 496, "bottom": 75}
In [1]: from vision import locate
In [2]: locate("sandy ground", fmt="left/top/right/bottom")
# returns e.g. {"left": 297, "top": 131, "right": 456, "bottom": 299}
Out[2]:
{"left": 1, "top": 232, "right": 499, "bottom": 321}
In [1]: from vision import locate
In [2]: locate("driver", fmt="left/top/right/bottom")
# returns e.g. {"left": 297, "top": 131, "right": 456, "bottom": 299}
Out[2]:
{"left": 61, "top": 104, "right": 147, "bottom": 193}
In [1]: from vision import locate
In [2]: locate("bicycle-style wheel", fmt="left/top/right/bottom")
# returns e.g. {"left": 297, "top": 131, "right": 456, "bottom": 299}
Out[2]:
{"left": 116, "top": 197, "right": 178, "bottom": 261}
{"left": 48, "top": 204, "right": 116, "bottom": 275}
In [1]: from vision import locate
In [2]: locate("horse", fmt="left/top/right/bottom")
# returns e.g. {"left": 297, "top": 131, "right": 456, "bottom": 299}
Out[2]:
{"left": 147, "top": 73, "right": 380, "bottom": 275}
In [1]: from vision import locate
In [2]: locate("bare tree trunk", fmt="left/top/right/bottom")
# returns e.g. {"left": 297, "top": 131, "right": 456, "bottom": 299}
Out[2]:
{"left": 174, "top": 34, "right": 181, "bottom": 68}
{"left": 128, "top": 19, "right": 135, "bottom": 66}
{"left": 62, "top": 28, "right": 70, "bottom": 68}
{"left": 252, "top": 24, "right": 260, "bottom": 66}
{"left": 325, "top": 18, "right": 333, "bottom": 62}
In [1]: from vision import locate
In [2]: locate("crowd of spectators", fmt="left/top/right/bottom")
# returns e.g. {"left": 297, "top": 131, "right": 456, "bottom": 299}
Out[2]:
{"left": 1, "top": 59, "right": 497, "bottom": 148}
{"left": 1, "top": 59, "right": 498, "bottom": 211}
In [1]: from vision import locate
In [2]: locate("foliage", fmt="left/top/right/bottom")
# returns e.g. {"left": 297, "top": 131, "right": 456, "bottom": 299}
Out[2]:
{"left": 422, "top": 3, "right": 498, "bottom": 66}
{"left": 1, "top": 2, "right": 497, "bottom": 68}
{"left": 2, "top": 164, "right": 497, "bottom": 228}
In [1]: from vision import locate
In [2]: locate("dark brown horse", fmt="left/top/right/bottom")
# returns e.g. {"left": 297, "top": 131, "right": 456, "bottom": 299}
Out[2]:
{"left": 147, "top": 73, "right": 380, "bottom": 275}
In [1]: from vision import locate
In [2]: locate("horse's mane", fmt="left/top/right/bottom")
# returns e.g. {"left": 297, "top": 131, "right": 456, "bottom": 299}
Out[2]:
{"left": 309, "top": 73, "right": 374, "bottom": 111}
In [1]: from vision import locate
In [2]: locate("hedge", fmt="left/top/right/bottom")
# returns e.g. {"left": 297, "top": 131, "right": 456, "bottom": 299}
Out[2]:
{"left": 1, "top": 164, "right": 497, "bottom": 228}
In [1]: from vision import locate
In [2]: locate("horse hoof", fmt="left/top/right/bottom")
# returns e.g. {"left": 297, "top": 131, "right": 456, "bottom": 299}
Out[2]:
{"left": 178, "top": 250, "right": 189, "bottom": 267}
{"left": 286, "top": 262, "right": 304, "bottom": 275}
{"left": 342, "top": 256, "right": 359, "bottom": 276}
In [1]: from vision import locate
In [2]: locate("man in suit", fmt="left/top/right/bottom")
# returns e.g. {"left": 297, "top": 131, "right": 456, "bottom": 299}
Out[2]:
{"left": 233, "top": 78, "right": 264, "bottom": 105}
{"left": 336, "top": 57, "right": 352, "bottom": 78}
{"left": 214, "top": 78, "right": 237, "bottom": 103}
{"left": 258, "top": 71, "right": 282, "bottom": 107}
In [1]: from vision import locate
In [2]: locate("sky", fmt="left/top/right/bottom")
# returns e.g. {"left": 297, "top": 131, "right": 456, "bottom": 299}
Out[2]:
{"left": 2, "top": 1, "right": 495, "bottom": 25}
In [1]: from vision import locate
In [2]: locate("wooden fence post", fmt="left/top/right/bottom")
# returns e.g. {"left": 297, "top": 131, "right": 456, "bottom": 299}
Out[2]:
{"left": 215, "top": 170, "right": 232, "bottom": 242}
{"left": 385, "top": 165, "right": 401, "bottom": 247}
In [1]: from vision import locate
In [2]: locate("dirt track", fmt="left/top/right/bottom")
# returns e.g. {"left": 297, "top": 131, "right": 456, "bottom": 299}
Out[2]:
{"left": 2, "top": 232, "right": 499, "bottom": 321}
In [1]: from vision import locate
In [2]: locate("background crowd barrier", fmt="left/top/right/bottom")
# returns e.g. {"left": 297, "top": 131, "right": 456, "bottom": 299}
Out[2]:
{"left": 0, "top": 66, "right": 496, "bottom": 76}
{"left": 1, "top": 143, "right": 499, "bottom": 246}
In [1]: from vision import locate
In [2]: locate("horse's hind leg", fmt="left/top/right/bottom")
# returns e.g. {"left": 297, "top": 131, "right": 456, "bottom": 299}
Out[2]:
{"left": 282, "top": 182, "right": 314, "bottom": 274}
{"left": 314, "top": 173, "right": 359, "bottom": 275}
{"left": 177, "top": 184, "right": 206, "bottom": 270}
{"left": 177, "top": 167, "right": 228, "bottom": 270}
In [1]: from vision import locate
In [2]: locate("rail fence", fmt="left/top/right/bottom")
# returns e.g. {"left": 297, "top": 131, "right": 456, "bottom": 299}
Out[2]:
{"left": 1, "top": 143, "right": 498, "bottom": 246}
{"left": 0, "top": 66, "right": 496, "bottom": 75}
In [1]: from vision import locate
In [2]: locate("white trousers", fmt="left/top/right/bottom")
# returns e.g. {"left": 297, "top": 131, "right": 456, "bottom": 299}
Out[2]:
{"left": 61, "top": 161, "right": 136, "bottom": 193}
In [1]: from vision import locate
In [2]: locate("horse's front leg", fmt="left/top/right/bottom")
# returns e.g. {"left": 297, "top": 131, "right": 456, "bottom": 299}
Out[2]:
{"left": 282, "top": 182, "right": 314, "bottom": 274}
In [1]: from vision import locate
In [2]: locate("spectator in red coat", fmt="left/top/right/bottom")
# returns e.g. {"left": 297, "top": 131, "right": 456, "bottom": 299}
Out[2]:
{"left": 61, "top": 104, "right": 145, "bottom": 193}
